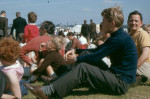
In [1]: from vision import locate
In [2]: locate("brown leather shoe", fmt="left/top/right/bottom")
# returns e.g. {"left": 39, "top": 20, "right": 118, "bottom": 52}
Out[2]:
{"left": 41, "top": 75, "right": 57, "bottom": 83}
{"left": 129, "top": 75, "right": 148, "bottom": 88}
{"left": 23, "top": 82, "right": 48, "bottom": 99}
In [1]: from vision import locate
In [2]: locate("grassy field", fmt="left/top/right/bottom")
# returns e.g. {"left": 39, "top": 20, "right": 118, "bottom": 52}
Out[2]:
{"left": 23, "top": 80, "right": 150, "bottom": 99}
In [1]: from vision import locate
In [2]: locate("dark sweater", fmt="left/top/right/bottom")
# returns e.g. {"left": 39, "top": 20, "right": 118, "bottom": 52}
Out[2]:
{"left": 76, "top": 28, "right": 138, "bottom": 84}
{"left": 33, "top": 50, "right": 67, "bottom": 75}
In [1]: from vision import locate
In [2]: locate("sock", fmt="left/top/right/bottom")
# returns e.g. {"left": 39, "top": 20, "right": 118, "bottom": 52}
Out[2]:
{"left": 28, "top": 75, "right": 38, "bottom": 82}
{"left": 50, "top": 72, "right": 57, "bottom": 78}
{"left": 41, "top": 84, "right": 55, "bottom": 96}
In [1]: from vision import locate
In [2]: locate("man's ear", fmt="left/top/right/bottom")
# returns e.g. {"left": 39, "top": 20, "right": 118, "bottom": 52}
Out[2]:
{"left": 112, "top": 21, "right": 116, "bottom": 27}
{"left": 44, "top": 29, "right": 47, "bottom": 34}
{"left": 140, "top": 21, "right": 143, "bottom": 27}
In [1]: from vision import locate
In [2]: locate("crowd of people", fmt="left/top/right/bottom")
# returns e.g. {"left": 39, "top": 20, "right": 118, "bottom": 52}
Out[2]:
{"left": 0, "top": 6, "right": 150, "bottom": 99}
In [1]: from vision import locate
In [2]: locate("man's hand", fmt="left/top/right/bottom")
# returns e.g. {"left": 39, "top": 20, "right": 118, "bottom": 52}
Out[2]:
{"left": 31, "top": 63, "right": 38, "bottom": 71}
{"left": 30, "top": 63, "right": 38, "bottom": 74}
{"left": 65, "top": 49, "right": 76, "bottom": 60}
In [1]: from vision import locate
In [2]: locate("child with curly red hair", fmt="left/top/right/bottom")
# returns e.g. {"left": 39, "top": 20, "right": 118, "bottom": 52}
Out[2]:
{"left": 0, "top": 38, "right": 24, "bottom": 99}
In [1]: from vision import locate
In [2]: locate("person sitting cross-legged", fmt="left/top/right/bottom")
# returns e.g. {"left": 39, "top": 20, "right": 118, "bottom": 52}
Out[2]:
{"left": 30, "top": 36, "right": 71, "bottom": 83}
{"left": 128, "top": 11, "right": 150, "bottom": 87}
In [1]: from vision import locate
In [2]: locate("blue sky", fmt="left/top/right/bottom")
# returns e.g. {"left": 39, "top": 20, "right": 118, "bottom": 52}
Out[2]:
{"left": 0, "top": 0, "right": 150, "bottom": 25}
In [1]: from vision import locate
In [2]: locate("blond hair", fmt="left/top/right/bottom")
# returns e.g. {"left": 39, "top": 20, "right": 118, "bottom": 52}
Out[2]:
{"left": 101, "top": 6, "right": 124, "bottom": 27}
{"left": 51, "top": 36, "right": 68, "bottom": 50}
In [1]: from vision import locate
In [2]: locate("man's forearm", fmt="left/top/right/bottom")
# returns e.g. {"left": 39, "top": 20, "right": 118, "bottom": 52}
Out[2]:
{"left": 137, "top": 47, "right": 149, "bottom": 68}
{"left": 137, "top": 56, "right": 148, "bottom": 68}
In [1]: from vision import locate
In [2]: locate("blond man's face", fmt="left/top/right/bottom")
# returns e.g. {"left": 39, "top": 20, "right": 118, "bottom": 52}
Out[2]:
{"left": 101, "top": 16, "right": 113, "bottom": 33}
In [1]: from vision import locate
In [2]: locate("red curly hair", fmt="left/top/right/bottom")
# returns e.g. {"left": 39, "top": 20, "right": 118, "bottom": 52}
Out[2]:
{"left": 0, "top": 38, "right": 21, "bottom": 64}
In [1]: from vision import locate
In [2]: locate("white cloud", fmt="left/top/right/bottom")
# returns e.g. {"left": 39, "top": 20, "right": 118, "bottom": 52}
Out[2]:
{"left": 82, "top": 8, "right": 92, "bottom": 12}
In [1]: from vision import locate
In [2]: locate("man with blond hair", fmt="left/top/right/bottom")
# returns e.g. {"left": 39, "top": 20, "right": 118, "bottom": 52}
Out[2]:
{"left": 24, "top": 6, "right": 137, "bottom": 98}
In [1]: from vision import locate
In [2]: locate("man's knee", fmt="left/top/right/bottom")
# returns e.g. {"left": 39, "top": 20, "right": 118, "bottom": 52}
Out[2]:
{"left": 76, "top": 62, "right": 92, "bottom": 72}
{"left": 78, "top": 62, "right": 89, "bottom": 68}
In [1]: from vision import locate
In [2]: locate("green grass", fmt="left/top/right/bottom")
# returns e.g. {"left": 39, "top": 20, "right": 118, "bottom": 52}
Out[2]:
{"left": 23, "top": 80, "right": 150, "bottom": 99}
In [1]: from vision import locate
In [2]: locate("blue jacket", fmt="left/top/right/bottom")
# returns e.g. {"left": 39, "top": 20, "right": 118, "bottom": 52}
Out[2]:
{"left": 76, "top": 28, "right": 137, "bottom": 84}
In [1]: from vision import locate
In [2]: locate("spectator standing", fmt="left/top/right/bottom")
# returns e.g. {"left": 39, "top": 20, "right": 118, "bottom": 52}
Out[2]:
{"left": 0, "top": 10, "right": 8, "bottom": 37}
{"left": 23, "top": 12, "right": 39, "bottom": 43}
{"left": 90, "top": 19, "right": 96, "bottom": 41}
{"left": 10, "top": 12, "right": 27, "bottom": 40}
{"left": 81, "top": 20, "right": 91, "bottom": 42}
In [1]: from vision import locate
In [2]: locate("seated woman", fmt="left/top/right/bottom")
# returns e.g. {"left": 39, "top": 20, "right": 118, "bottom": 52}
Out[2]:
{"left": 30, "top": 36, "right": 71, "bottom": 83}
{"left": 0, "top": 38, "right": 24, "bottom": 99}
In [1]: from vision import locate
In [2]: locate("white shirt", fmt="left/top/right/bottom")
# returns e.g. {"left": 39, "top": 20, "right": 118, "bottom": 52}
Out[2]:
{"left": 79, "top": 36, "right": 87, "bottom": 44}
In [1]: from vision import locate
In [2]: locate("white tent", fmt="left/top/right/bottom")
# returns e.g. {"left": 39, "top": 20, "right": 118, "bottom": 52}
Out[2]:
{"left": 70, "top": 25, "right": 81, "bottom": 34}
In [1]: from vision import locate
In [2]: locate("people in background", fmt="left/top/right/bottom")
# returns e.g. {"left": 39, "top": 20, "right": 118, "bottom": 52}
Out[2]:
{"left": 143, "top": 23, "right": 150, "bottom": 37}
{"left": 67, "top": 32, "right": 81, "bottom": 50}
{"left": 10, "top": 12, "right": 27, "bottom": 40}
{"left": 0, "top": 10, "right": 8, "bottom": 37}
{"left": 24, "top": 6, "right": 138, "bottom": 99}
{"left": 81, "top": 20, "right": 91, "bottom": 42}
{"left": 90, "top": 19, "right": 96, "bottom": 41}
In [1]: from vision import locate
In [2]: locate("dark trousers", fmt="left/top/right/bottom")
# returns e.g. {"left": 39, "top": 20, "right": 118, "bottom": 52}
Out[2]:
{"left": 53, "top": 63, "right": 129, "bottom": 97}
{"left": 90, "top": 32, "right": 96, "bottom": 40}
{"left": 0, "top": 70, "right": 7, "bottom": 98}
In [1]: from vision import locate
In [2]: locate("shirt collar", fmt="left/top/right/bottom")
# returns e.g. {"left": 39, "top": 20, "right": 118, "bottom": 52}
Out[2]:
{"left": 1, "top": 60, "right": 20, "bottom": 69}
{"left": 29, "top": 23, "right": 36, "bottom": 25}
{"left": 130, "top": 28, "right": 142, "bottom": 37}
{"left": 0, "top": 15, "right": 5, "bottom": 17}
{"left": 110, "top": 27, "right": 124, "bottom": 36}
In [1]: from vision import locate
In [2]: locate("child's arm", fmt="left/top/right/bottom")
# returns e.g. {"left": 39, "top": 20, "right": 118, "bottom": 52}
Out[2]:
{"left": 23, "top": 26, "right": 28, "bottom": 43}
{"left": 1, "top": 94, "right": 16, "bottom": 99}
{"left": 6, "top": 72, "right": 22, "bottom": 99}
